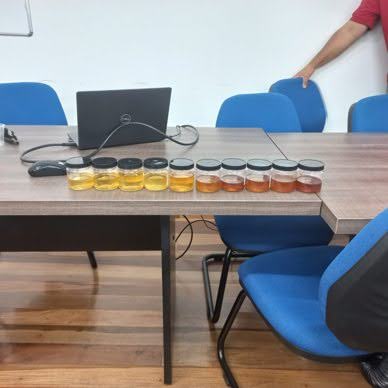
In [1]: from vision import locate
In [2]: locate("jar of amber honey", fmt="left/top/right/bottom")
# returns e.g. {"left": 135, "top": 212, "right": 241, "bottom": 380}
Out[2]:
{"left": 297, "top": 159, "right": 324, "bottom": 193}
{"left": 196, "top": 159, "right": 222, "bottom": 193}
{"left": 169, "top": 158, "right": 195, "bottom": 192}
{"left": 92, "top": 157, "right": 120, "bottom": 191}
{"left": 246, "top": 159, "right": 272, "bottom": 193}
{"left": 65, "top": 156, "right": 94, "bottom": 191}
{"left": 271, "top": 159, "right": 298, "bottom": 193}
{"left": 118, "top": 158, "right": 144, "bottom": 192}
{"left": 221, "top": 158, "right": 246, "bottom": 192}
{"left": 144, "top": 157, "right": 169, "bottom": 191}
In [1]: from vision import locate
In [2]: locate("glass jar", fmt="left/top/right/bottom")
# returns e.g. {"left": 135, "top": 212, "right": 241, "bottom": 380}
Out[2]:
{"left": 169, "top": 158, "right": 195, "bottom": 192}
{"left": 144, "top": 157, "right": 169, "bottom": 191}
{"left": 196, "top": 159, "right": 222, "bottom": 193}
{"left": 246, "top": 159, "right": 272, "bottom": 193}
{"left": 65, "top": 156, "right": 94, "bottom": 191}
{"left": 221, "top": 158, "right": 246, "bottom": 192}
{"left": 297, "top": 159, "right": 324, "bottom": 193}
{"left": 270, "top": 159, "right": 298, "bottom": 193}
{"left": 118, "top": 158, "right": 144, "bottom": 192}
{"left": 92, "top": 157, "right": 119, "bottom": 191}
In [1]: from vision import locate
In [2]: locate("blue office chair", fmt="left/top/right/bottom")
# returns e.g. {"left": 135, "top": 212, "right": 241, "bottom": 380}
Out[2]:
{"left": 0, "top": 82, "right": 97, "bottom": 269}
{"left": 203, "top": 93, "right": 333, "bottom": 323}
{"left": 349, "top": 94, "right": 388, "bottom": 132}
{"left": 270, "top": 78, "right": 327, "bottom": 132}
{"left": 215, "top": 92, "right": 301, "bottom": 132}
{"left": 218, "top": 209, "right": 388, "bottom": 388}
{"left": 0, "top": 82, "right": 67, "bottom": 125}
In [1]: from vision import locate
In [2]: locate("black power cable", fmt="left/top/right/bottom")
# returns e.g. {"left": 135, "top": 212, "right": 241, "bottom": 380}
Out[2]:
{"left": 175, "top": 216, "right": 194, "bottom": 261}
{"left": 200, "top": 215, "right": 218, "bottom": 231}
{"left": 20, "top": 113, "right": 199, "bottom": 164}
{"left": 20, "top": 141, "right": 77, "bottom": 164}
{"left": 175, "top": 216, "right": 218, "bottom": 261}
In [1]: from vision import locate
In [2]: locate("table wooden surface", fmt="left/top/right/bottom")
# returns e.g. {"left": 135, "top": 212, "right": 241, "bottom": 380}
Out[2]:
{"left": 0, "top": 126, "right": 321, "bottom": 217}
{"left": 270, "top": 132, "right": 388, "bottom": 234}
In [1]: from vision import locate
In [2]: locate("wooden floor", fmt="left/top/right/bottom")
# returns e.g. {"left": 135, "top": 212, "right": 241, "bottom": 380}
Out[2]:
{"left": 0, "top": 217, "right": 368, "bottom": 387}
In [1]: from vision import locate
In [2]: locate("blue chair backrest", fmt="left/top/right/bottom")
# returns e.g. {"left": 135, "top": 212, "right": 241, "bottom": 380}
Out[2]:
{"left": 0, "top": 82, "right": 67, "bottom": 125}
{"left": 349, "top": 95, "right": 388, "bottom": 133}
{"left": 319, "top": 209, "right": 388, "bottom": 351}
{"left": 214, "top": 92, "right": 333, "bottom": 250}
{"left": 269, "top": 78, "right": 326, "bottom": 133}
{"left": 216, "top": 93, "right": 301, "bottom": 132}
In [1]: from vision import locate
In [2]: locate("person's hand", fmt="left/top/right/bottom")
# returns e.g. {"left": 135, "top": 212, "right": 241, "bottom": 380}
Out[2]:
{"left": 294, "top": 64, "right": 315, "bottom": 88}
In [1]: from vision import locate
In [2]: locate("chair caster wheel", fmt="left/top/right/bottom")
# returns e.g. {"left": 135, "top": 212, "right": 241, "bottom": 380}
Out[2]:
{"left": 361, "top": 354, "right": 388, "bottom": 387}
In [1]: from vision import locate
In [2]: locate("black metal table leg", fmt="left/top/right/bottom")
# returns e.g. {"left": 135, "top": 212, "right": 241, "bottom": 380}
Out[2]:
{"left": 161, "top": 216, "right": 176, "bottom": 385}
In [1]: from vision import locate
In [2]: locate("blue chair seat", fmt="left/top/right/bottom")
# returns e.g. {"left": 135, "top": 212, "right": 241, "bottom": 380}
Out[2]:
{"left": 238, "top": 245, "right": 368, "bottom": 358}
{"left": 216, "top": 216, "right": 334, "bottom": 253}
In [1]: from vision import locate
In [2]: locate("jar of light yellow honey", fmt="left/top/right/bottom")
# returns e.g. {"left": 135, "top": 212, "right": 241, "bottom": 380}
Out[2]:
{"left": 92, "top": 157, "right": 120, "bottom": 191}
{"left": 65, "top": 156, "right": 94, "bottom": 191}
{"left": 118, "top": 158, "right": 144, "bottom": 192}
{"left": 169, "top": 158, "right": 195, "bottom": 192}
{"left": 144, "top": 157, "right": 169, "bottom": 191}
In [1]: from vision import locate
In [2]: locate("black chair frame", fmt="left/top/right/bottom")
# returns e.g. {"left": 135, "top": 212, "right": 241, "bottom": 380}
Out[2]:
{"left": 202, "top": 248, "right": 254, "bottom": 323}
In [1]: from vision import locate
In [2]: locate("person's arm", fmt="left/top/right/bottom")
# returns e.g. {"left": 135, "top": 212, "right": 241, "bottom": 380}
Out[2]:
{"left": 295, "top": 21, "right": 368, "bottom": 87}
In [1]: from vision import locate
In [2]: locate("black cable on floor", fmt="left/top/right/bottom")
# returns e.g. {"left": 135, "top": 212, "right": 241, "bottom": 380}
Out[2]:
{"left": 200, "top": 215, "right": 218, "bottom": 231}
{"left": 175, "top": 216, "right": 218, "bottom": 261}
{"left": 176, "top": 215, "right": 194, "bottom": 260}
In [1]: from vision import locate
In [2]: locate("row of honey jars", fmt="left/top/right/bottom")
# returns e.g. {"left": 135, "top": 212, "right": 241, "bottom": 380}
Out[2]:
{"left": 195, "top": 158, "right": 272, "bottom": 193}
{"left": 196, "top": 158, "right": 324, "bottom": 193}
{"left": 114, "top": 157, "right": 196, "bottom": 192}
{"left": 65, "top": 156, "right": 195, "bottom": 192}
{"left": 65, "top": 156, "right": 324, "bottom": 193}
{"left": 65, "top": 157, "right": 121, "bottom": 191}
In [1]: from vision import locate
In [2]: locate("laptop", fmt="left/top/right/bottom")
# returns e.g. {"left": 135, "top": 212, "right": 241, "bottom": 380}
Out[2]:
{"left": 69, "top": 87, "right": 172, "bottom": 150}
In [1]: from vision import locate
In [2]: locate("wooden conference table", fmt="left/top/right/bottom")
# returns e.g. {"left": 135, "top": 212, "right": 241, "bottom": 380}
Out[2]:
{"left": 0, "top": 126, "right": 387, "bottom": 384}
{"left": 270, "top": 132, "right": 388, "bottom": 234}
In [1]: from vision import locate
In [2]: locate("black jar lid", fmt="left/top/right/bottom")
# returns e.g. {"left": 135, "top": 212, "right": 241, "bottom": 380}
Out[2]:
{"left": 65, "top": 156, "right": 92, "bottom": 169}
{"left": 118, "top": 158, "right": 143, "bottom": 170}
{"left": 298, "top": 159, "right": 325, "bottom": 172}
{"left": 272, "top": 159, "right": 298, "bottom": 171}
{"left": 221, "top": 158, "right": 247, "bottom": 171}
{"left": 196, "top": 159, "right": 221, "bottom": 171}
{"left": 169, "top": 158, "right": 194, "bottom": 171}
{"left": 247, "top": 159, "right": 272, "bottom": 171}
{"left": 144, "top": 157, "right": 168, "bottom": 169}
{"left": 92, "top": 157, "right": 118, "bottom": 169}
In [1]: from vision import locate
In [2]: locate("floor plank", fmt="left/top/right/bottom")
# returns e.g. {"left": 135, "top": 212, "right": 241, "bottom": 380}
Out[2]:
{"left": 0, "top": 368, "right": 368, "bottom": 388}
{"left": 0, "top": 216, "right": 367, "bottom": 387}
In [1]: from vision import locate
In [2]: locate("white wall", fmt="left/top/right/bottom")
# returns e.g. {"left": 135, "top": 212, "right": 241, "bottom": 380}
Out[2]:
{"left": 0, "top": 0, "right": 386, "bottom": 131}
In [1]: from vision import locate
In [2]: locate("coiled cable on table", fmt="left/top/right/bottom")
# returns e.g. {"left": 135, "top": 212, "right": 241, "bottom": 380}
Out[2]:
{"left": 20, "top": 113, "right": 199, "bottom": 164}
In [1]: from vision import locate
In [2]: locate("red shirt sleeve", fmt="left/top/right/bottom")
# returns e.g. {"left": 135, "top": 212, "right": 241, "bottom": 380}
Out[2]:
{"left": 351, "top": 0, "right": 380, "bottom": 29}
